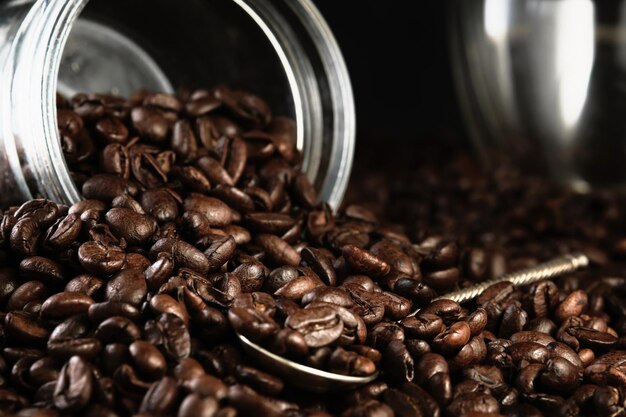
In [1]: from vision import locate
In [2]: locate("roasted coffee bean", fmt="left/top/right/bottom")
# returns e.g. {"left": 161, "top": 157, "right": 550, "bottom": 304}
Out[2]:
{"left": 432, "top": 321, "right": 471, "bottom": 354}
{"left": 77, "top": 241, "right": 126, "bottom": 276}
{"left": 227, "top": 384, "right": 284, "bottom": 417}
{"left": 499, "top": 303, "right": 528, "bottom": 338}
{"left": 446, "top": 393, "right": 500, "bottom": 416}
{"left": 539, "top": 357, "right": 580, "bottom": 394}
{"left": 140, "top": 188, "right": 180, "bottom": 224}
{"left": 256, "top": 234, "right": 301, "bottom": 267}
{"left": 301, "top": 247, "right": 337, "bottom": 286}
{"left": 567, "top": 327, "right": 618, "bottom": 350}
{"left": 81, "top": 174, "right": 138, "bottom": 202}
{"left": 105, "top": 268, "right": 147, "bottom": 306}
{"left": 145, "top": 252, "right": 175, "bottom": 291}
{"left": 6, "top": 281, "right": 49, "bottom": 311}
{"left": 104, "top": 208, "right": 157, "bottom": 245}
{"left": 285, "top": 306, "right": 343, "bottom": 348}
{"left": 342, "top": 245, "right": 391, "bottom": 277}
{"left": 64, "top": 274, "right": 103, "bottom": 297}
{"left": 139, "top": 376, "right": 179, "bottom": 414}
{"left": 382, "top": 340, "right": 414, "bottom": 384}
{"left": 88, "top": 301, "right": 140, "bottom": 323}
{"left": 367, "top": 322, "right": 405, "bottom": 351}
{"left": 235, "top": 364, "right": 284, "bottom": 396}
{"left": 178, "top": 393, "right": 219, "bottom": 417}
{"left": 420, "top": 299, "right": 463, "bottom": 324}
{"left": 53, "top": 356, "right": 93, "bottom": 412}
{"left": 95, "top": 316, "right": 141, "bottom": 344}
{"left": 40, "top": 292, "right": 94, "bottom": 319}
{"left": 555, "top": 290, "right": 588, "bottom": 323}
{"left": 233, "top": 261, "right": 266, "bottom": 293}
{"left": 524, "top": 280, "right": 559, "bottom": 318}
{"left": 507, "top": 342, "right": 550, "bottom": 364}
{"left": 144, "top": 314, "right": 191, "bottom": 361}
{"left": 44, "top": 214, "right": 82, "bottom": 251}
{"left": 95, "top": 116, "right": 129, "bottom": 143}
{"left": 149, "top": 294, "right": 189, "bottom": 326}
{"left": 302, "top": 286, "right": 353, "bottom": 308}
{"left": 184, "top": 194, "right": 234, "bottom": 227}
{"left": 5, "top": 312, "right": 50, "bottom": 346}
{"left": 476, "top": 281, "right": 515, "bottom": 306}
{"left": 131, "top": 106, "right": 169, "bottom": 143}
{"left": 510, "top": 331, "right": 556, "bottom": 347}
{"left": 19, "top": 256, "right": 65, "bottom": 285}
{"left": 525, "top": 317, "right": 557, "bottom": 335}
{"left": 204, "top": 236, "right": 236, "bottom": 271}
{"left": 10, "top": 217, "right": 41, "bottom": 257}
{"left": 150, "top": 238, "right": 209, "bottom": 275}
{"left": 100, "top": 143, "right": 130, "bottom": 178}
{"left": 29, "top": 356, "right": 61, "bottom": 387}
{"left": 449, "top": 335, "right": 487, "bottom": 369}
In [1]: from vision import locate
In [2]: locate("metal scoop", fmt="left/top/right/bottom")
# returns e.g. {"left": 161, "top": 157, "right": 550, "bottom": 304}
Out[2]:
{"left": 235, "top": 253, "right": 589, "bottom": 392}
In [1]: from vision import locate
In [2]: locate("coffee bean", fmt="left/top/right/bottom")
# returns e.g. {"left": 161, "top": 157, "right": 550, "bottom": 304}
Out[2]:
{"left": 77, "top": 241, "right": 126, "bottom": 276}
{"left": 342, "top": 245, "right": 391, "bottom": 278}
{"left": 382, "top": 340, "right": 414, "bottom": 384}
{"left": 105, "top": 268, "right": 147, "bottom": 306}
{"left": 144, "top": 313, "right": 191, "bottom": 361}
{"left": 53, "top": 356, "right": 93, "bottom": 412}
{"left": 555, "top": 290, "right": 588, "bottom": 323}
{"left": 567, "top": 327, "right": 618, "bottom": 350}
{"left": 139, "top": 376, "right": 179, "bottom": 414}
{"left": 19, "top": 256, "right": 66, "bottom": 285}
{"left": 150, "top": 238, "right": 210, "bottom": 275}
{"left": 140, "top": 188, "right": 180, "bottom": 224}
{"left": 178, "top": 393, "right": 219, "bottom": 417}
{"left": 104, "top": 208, "right": 157, "bottom": 245}
{"left": 65, "top": 274, "right": 104, "bottom": 298}
{"left": 235, "top": 364, "right": 284, "bottom": 396}
{"left": 285, "top": 306, "right": 343, "bottom": 348}
{"left": 510, "top": 331, "right": 556, "bottom": 347}
{"left": 432, "top": 321, "right": 471, "bottom": 354}
{"left": 291, "top": 173, "right": 317, "bottom": 209}
{"left": 40, "top": 292, "right": 94, "bottom": 319}
{"left": 44, "top": 214, "right": 82, "bottom": 251}
{"left": 95, "top": 316, "right": 141, "bottom": 344}
{"left": 184, "top": 194, "right": 234, "bottom": 227}
{"left": 95, "top": 116, "right": 129, "bottom": 143}
{"left": 149, "top": 294, "right": 189, "bottom": 326}
{"left": 10, "top": 217, "right": 41, "bottom": 257}
{"left": 256, "top": 234, "right": 301, "bottom": 267}
{"left": 204, "top": 236, "right": 236, "bottom": 271}
{"left": 131, "top": 107, "right": 169, "bottom": 143}
{"left": 5, "top": 312, "right": 50, "bottom": 346}
{"left": 86, "top": 303, "right": 138, "bottom": 327}
{"left": 507, "top": 341, "right": 550, "bottom": 364}
{"left": 82, "top": 174, "right": 138, "bottom": 202}
{"left": 301, "top": 247, "right": 336, "bottom": 286}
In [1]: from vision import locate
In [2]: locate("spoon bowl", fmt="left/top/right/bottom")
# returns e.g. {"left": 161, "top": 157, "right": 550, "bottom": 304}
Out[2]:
{"left": 234, "top": 253, "right": 589, "bottom": 392}
{"left": 236, "top": 333, "right": 378, "bottom": 392}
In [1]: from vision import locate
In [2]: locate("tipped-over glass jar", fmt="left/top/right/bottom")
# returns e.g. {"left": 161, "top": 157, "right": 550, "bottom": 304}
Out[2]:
{"left": 0, "top": 0, "right": 355, "bottom": 208}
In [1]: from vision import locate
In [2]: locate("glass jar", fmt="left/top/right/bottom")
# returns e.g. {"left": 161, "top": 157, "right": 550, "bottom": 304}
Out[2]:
{"left": 0, "top": 0, "right": 355, "bottom": 208}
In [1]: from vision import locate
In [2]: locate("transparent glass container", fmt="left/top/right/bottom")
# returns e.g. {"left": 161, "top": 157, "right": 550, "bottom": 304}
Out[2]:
{"left": 0, "top": 0, "right": 355, "bottom": 208}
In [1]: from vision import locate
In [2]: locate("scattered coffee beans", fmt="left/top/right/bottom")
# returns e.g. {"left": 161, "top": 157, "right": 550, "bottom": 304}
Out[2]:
{"left": 0, "top": 87, "right": 626, "bottom": 416}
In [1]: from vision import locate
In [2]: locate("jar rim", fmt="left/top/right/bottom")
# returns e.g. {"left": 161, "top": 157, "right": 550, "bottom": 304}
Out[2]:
{"left": 25, "top": 0, "right": 355, "bottom": 209}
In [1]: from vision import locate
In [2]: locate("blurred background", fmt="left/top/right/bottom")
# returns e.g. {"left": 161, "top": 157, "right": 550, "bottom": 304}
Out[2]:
{"left": 314, "top": 1, "right": 466, "bottom": 156}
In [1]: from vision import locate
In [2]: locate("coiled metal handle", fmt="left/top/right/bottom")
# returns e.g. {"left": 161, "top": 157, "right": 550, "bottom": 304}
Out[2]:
{"left": 409, "top": 253, "right": 589, "bottom": 316}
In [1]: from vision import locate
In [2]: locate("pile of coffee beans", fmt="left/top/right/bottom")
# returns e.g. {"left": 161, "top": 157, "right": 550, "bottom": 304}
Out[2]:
{"left": 0, "top": 87, "right": 626, "bottom": 416}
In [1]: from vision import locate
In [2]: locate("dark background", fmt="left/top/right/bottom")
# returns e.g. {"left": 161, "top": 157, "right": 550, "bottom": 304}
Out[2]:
{"left": 313, "top": 1, "right": 466, "bottom": 154}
